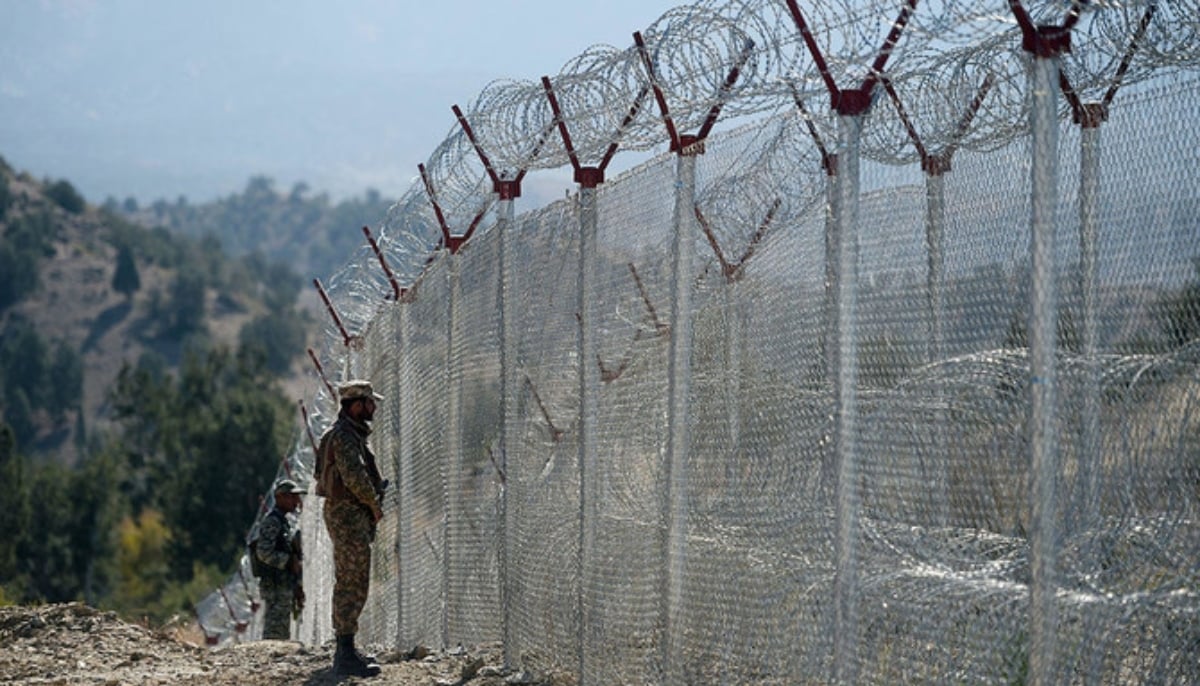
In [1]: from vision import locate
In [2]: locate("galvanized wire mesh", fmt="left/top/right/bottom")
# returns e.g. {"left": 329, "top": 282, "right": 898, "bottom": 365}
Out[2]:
{"left": 195, "top": 2, "right": 1198, "bottom": 684}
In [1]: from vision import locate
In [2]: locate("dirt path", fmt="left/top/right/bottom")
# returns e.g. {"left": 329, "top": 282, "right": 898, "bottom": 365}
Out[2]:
{"left": 0, "top": 603, "right": 550, "bottom": 686}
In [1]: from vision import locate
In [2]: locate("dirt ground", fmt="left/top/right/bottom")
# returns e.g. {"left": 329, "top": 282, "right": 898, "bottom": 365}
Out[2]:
{"left": 0, "top": 603, "right": 558, "bottom": 686}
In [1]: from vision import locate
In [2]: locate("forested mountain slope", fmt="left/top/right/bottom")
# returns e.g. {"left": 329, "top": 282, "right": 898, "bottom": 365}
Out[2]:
{"left": 0, "top": 155, "right": 317, "bottom": 618}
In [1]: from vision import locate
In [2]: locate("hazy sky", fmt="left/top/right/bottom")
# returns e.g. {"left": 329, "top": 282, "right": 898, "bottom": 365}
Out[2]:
{"left": 1, "top": 0, "right": 684, "bottom": 206}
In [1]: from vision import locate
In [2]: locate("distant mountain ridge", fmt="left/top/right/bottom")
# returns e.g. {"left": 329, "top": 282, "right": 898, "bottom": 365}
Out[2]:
{"left": 107, "top": 175, "right": 395, "bottom": 283}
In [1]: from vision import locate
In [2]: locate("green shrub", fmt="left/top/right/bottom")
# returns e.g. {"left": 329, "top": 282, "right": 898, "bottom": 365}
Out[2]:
{"left": 46, "top": 179, "right": 85, "bottom": 214}
{"left": 0, "top": 173, "right": 11, "bottom": 219}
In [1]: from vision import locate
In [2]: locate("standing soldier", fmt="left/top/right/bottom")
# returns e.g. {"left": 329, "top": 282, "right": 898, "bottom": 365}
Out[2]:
{"left": 252, "top": 479, "right": 305, "bottom": 640}
{"left": 316, "top": 379, "right": 386, "bottom": 678}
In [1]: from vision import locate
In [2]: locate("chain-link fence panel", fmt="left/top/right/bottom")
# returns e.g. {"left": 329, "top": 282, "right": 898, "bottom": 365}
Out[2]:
{"left": 193, "top": 4, "right": 1199, "bottom": 684}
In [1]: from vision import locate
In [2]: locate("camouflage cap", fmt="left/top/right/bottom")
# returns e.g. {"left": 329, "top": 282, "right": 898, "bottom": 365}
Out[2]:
{"left": 338, "top": 379, "right": 384, "bottom": 402}
{"left": 274, "top": 479, "right": 307, "bottom": 495}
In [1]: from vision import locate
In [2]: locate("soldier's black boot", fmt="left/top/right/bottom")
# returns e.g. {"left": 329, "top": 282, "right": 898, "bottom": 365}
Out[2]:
{"left": 334, "top": 634, "right": 381, "bottom": 677}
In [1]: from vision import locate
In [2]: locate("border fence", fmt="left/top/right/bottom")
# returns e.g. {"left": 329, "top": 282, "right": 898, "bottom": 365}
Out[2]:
{"left": 198, "top": 2, "right": 1198, "bottom": 684}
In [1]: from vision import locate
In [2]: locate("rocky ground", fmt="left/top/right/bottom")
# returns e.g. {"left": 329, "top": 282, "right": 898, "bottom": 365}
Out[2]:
{"left": 0, "top": 603, "right": 563, "bottom": 686}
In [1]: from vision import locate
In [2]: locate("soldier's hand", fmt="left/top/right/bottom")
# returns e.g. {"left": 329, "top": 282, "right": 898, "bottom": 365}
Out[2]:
{"left": 371, "top": 504, "right": 383, "bottom": 523}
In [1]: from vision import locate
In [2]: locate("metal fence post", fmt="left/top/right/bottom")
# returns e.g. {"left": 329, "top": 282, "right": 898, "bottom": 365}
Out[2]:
{"left": 662, "top": 144, "right": 699, "bottom": 686}
{"left": 442, "top": 252, "right": 460, "bottom": 648}
{"left": 576, "top": 181, "right": 602, "bottom": 684}
{"left": 396, "top": 299, "right": 415, "bottom": 648}
{"left": 497, "top": 194, "right": 517, "bottom": 669}
{"left": 1027, "top": 49, "right": 1063, "bottom": 686}
{"left": 1078, "top": 118, "right": 1101, "bottom": 530}
{"left": 832, "top": 110, "right": 863, "bottom": 686}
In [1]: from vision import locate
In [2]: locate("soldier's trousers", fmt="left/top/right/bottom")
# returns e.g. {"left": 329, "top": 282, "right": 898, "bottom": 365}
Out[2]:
{"left": 259, "top": 577, "right": 292, "bottom": 640}
{"left": 324, "top": 498, "right": 374, "bottom": 636}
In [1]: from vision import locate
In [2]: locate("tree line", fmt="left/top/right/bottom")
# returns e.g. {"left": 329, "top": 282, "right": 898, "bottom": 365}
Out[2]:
{"left": 0, "top": 346, "right": 292, "bottom": 622}
{"left": 105, "top": 175, "right": 394, "bottom": 281}
{"left": 0, "top": 159, "right": 312, "bottom": 623}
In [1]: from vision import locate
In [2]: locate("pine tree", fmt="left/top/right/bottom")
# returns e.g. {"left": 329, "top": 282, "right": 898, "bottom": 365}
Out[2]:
{"left": 0, "top": 423, "right": 31, "bottom": 593}
{"left": 112, "top": 243, "right": 141, "bottom": 299}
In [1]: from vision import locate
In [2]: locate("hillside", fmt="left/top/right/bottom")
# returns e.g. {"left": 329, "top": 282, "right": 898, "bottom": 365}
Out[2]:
{"left": 0, "top": 157, "right": 315, "bottom": 464}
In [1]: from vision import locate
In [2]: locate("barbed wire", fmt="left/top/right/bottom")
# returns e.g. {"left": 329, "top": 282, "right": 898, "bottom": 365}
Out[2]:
{"left": 371, "top": 0, "right": 1188, "bottom": 261}
{"left": 289, "top": 0, "right": 1200, "bottom": 381}
{"left": 290, "top": 0, "right": 1200, "bottom": 365}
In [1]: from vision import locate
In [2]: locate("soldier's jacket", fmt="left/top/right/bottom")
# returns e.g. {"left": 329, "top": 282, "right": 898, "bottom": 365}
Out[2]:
{"left": 316, "top": 412, "right": 384, "bottom": 511}
{"left": 254, "top": 507, "right": 300, "bottom": 582}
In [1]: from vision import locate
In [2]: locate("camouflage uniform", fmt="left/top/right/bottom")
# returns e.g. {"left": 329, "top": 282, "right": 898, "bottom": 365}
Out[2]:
{"left": 254, "top": 507, "right": 301, "bottom": 640}
{"left": 318, "top": 412, "right": 385, "bottom": 636}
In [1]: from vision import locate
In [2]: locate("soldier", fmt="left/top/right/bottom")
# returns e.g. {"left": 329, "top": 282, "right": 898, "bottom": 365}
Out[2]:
{"left": 252, "top": 478, "right": 305, "bottom": 640}
{"left": 316, "top": 379, "right": 386, "bottom": 678}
